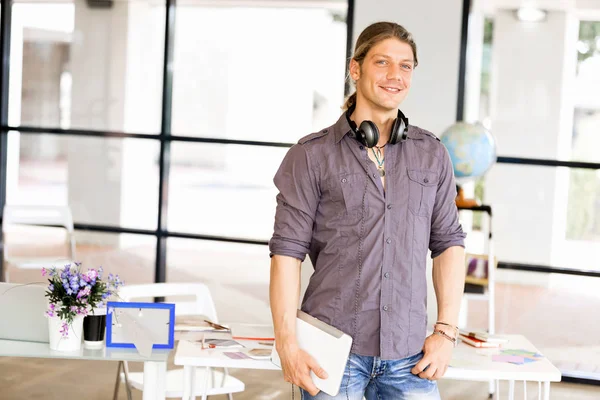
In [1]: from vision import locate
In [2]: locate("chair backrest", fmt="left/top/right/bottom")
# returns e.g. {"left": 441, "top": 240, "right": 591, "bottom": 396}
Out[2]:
{"left": 2, "top": 205, "right": 76, "bottom": 262}
{"left": 117, "top": 283, "right": 219, "bottom": 322}
{"left": 3, "top": 205, "right": 74, "bottom": 232}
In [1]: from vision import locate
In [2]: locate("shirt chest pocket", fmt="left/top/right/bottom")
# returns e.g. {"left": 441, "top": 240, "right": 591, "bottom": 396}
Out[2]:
{"left": 328, "top": 173, "right": 369, "bottom": 214}
{"left": 407, "top": 169, "right": 438, "bottom": 217}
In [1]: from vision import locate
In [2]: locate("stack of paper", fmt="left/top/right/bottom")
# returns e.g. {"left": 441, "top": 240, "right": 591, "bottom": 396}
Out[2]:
{"left": 459, "top": 329, "right": 509, "bottom": 348}
{"left": 492, "top": 349, "right": 544, "bottom": 365}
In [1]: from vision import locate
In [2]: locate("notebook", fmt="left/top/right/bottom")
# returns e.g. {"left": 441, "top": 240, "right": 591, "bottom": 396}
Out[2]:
{"left": 271, "top": 310, "right": 353, "bottom": 397}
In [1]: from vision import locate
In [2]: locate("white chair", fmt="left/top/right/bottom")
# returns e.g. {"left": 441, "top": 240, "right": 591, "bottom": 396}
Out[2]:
{"left": 113, "top": 283, "right": 245, "bottom": 400}
{"left": 2, "top": 205, "right": 76, "bottom": 282}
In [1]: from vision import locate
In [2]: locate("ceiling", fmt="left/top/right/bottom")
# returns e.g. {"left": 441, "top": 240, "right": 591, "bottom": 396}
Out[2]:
{"left": 479, "top": 0, "right": 600, "bottom": 14}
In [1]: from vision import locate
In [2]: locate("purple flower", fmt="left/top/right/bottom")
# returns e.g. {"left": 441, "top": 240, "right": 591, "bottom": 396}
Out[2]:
{"left": 87, "top": 269, "right": 98, "bottom": 281}
{"left": 48, "top": 283, "right": 54, "bottom": 291}
{"left": 77, "top": 286, "right": 91, "bottom": 299}
{"left": 60, "top": 322, "right": 69, "bottom": 338}
{"left": 41, "top": 268, "right": 47, "bottom": 276}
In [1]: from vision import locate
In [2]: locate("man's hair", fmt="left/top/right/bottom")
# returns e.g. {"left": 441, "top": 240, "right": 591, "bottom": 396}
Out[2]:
{"left": 343, "top": 22, "right": 418, "bottom": 111}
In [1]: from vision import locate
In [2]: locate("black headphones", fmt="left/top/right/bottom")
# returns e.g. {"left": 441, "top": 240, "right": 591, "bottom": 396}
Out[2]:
{"left": 346, "top": 104, "right": 409, "bottom": 148}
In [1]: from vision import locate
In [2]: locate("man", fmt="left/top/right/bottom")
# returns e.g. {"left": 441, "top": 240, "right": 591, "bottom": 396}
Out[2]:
{"left": 269, "top": 21, "right": 466, "bottom": 399}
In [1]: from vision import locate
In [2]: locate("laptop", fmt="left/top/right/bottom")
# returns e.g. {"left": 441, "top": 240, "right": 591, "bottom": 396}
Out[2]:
{"left": 0, "top": 283, "right": 50, "bottom": 343}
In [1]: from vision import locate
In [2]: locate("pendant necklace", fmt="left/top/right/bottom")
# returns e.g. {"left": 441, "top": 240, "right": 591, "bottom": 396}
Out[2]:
{"left": 371, "top": 146, "right": 385, "bottom": 177}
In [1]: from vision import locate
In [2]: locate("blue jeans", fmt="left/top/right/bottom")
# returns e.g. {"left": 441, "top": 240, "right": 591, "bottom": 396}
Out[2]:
{"left": 300, "top": 352, "right": 441, "bottom": 400}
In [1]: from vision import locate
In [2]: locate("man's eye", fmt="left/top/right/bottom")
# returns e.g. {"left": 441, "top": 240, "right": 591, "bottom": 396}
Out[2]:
{"left": 402, "top": 64, "right": 413, "bottom": 70}
{"left": 376, "top": 60, "right": 387, "bottom": 65}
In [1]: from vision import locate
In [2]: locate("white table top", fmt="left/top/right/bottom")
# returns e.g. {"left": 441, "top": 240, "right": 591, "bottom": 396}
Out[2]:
{"left": 175, "top": 334, "right": 562, "bottom": 383}
{"left": 0, "top": 339, "right": 171, "bottom": 363}
{"left": 175, "top": 339, "right": 279, "bottom": 370}
{"left": 445, "top": 334, "right": 562, "bottom": 382}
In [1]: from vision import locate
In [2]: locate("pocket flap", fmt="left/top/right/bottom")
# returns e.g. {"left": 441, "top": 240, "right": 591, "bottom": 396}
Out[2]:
{"left": 407, "top": 169, "right": 438, "bottom": 187}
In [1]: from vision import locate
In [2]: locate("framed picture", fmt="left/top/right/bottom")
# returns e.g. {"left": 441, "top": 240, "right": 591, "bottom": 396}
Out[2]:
{"left": 106, "top": 301, "right": 175, "bottom": 350}
{"left": 465, "top": 253, "right": 496, "bottom": 287}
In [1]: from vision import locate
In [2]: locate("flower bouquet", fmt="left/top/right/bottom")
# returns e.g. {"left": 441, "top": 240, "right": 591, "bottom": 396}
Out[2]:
{"left": 42, "top": 262, "right": 123, "bottom": 351}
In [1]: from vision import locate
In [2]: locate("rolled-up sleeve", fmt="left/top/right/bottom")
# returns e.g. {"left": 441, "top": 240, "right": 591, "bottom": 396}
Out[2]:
{"left": 429, "top": 145, "right": 466, "bottom": 258}
{"left": 269, "top": 144, "right": 320, "bottom": 261}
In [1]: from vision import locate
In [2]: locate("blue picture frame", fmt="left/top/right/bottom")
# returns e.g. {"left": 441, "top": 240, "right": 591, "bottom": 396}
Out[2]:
{"left": 105, "top": 301, "right": 176, "bottom": 349}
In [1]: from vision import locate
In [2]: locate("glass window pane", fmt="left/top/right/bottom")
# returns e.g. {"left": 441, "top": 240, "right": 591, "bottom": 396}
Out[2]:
{"left": 167, "top": 238, "right": 315, "bottom": 324}
{"left": 4, "top": 227, "right": 155, "bottom": 285}
{"left": 168, "top": 142, "right": 287, "bottom": 240}
{"left": 7, "top": 132, "right": 159, "bottom": 230}
{"left": 171, "top": 4, "right": 348, "bottom": 142}
{"left": 480, "top": 163, "right": 599, "bottom": 271}
{"left": 10, "top": 0, "right": 165, "bottom": 134}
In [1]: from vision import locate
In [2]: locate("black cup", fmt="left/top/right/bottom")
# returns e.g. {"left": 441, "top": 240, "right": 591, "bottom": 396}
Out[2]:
{"left": 83, "top": 310, "right": 107, "bottom": 348}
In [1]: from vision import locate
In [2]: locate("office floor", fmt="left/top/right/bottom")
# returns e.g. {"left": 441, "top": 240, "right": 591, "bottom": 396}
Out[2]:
{"left": 2, "top": 234, "right": 600, "bottom": 399}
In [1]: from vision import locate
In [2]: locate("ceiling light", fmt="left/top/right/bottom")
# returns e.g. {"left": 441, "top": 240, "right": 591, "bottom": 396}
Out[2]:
{"left": 515, "top": 7, "right": 547, "bottom": 22}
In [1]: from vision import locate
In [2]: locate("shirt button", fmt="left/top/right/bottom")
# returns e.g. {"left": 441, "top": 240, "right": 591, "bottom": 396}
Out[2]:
{"left": 373, "top": 173, "right": 377, "bottom": 178}
{"left": 383, "top": 305, "right": 389, "bottom": 311}
{"left": 387, "top": 204, "right": 392, "bottom": 210}
{"left": 323, "top": 129, "right": 328, "bottom": 133}
{"left": 384, "top": 272, "right": 390, "bottom": 278}
{"left": 341, "top": 178, "right": 347, "bottom": 183}
{"left": 424, "top": 178, "right": 429, "bottom": 183}
{"left": 386, "top": 238, "right": 392, "bottom": 244}
{"left": 359, "top": 146, "right": 364, "bottom": 150}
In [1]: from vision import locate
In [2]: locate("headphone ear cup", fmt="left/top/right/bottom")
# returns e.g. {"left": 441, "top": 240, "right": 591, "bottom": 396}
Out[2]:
{"left": 389, "top": 118, "right": 401, "bottom": 145}
{"left": 359, "top": 121, "right": 379, "bottom": 148}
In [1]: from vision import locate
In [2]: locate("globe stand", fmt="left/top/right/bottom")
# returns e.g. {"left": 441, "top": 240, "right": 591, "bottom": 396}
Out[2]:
{"left": 455, "top": 185, "right": 479, "bottom": 208}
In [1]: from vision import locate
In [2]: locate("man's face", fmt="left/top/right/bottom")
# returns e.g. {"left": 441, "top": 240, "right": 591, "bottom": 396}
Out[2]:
{"left": 350, "top": 38, "right": 415, "bottom": 113}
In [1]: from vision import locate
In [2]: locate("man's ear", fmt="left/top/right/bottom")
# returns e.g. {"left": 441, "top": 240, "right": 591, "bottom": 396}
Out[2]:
{"left": 349, "top": 59, "right": 361, "bottom": 81}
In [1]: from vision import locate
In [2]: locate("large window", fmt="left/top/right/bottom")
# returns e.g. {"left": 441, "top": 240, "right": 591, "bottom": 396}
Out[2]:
{"left": 2, "top": 0, "right": 349, "bottom": 285}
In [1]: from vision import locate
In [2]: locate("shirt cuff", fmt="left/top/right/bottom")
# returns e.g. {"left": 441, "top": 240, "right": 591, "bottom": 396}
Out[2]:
{"left": 430, "top": 239, "right": 465, "bottom": 259}
{"left": 269, "top": 236, "right": 309, "bottom": 262}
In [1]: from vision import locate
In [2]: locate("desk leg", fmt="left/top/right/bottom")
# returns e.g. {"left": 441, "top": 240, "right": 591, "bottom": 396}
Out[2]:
{"left": 523, "top": 381, "right": 527, "bottom": 400}
{"left": 508, "top": 380, "right": 515, "bottom": 400}
{"left": 142, "top": 361, "right": 167, "bottom": 400}
{"left": 489, "top": 379, "right": 495, "bottom": 398}
{"left": 201, "top": 366, "right": 210, "bottom": 400}
{"left": 183, "top": 366, "right": 196, "bottom": 400}
{"left": 537, "top": 381, "right": 541, "bottom": 400}
{"left": 543, "top": 381, "right": 550, "bottom": 400}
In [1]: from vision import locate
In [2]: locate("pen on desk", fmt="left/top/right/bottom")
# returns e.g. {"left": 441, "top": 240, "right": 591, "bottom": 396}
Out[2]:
{"left": 204, "top": 319, "right": 229, "bottom": 330}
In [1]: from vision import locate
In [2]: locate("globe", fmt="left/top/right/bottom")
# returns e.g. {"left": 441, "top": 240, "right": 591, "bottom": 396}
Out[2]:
{"left": 440, "top": 122, "right": 496, "bottom": 183}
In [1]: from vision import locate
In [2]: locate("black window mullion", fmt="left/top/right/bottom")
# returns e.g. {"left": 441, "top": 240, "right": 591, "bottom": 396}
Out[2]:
{"left": 155, "top": 0, "right": 176, "bottom": 286}
{"left": 0, "top": 0, "right": 12, "bottom": 282}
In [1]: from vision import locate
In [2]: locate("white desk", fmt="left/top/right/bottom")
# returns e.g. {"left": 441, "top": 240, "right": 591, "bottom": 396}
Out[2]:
{"left": 0, "top": 339, "right": 171, "bottom": 400}
{"left": 175, "top": 339, "right": 277, "bottom": 400}
{"left": 175, "top": 334, "right": 561, "bottom": 400}
{"left": 446, "top": 334, "right": 561, "bottom": 400}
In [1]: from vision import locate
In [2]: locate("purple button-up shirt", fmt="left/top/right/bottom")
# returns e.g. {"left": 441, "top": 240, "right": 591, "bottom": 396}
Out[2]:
{"left": 269, "top": 113, "right": 466, "bottom": 360}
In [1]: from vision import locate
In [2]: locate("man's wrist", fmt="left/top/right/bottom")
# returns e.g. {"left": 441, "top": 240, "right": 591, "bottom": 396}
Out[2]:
{"left": 275, "top": 334, "right": 298, "bottom": 353}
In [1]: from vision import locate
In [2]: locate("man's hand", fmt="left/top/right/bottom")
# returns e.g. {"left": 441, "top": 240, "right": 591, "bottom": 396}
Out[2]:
{"left": 410, "top": 333, "right": 453, "bottom": 380}
{"left": 278, "top": 342, "right": 329, "bottom": 396}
